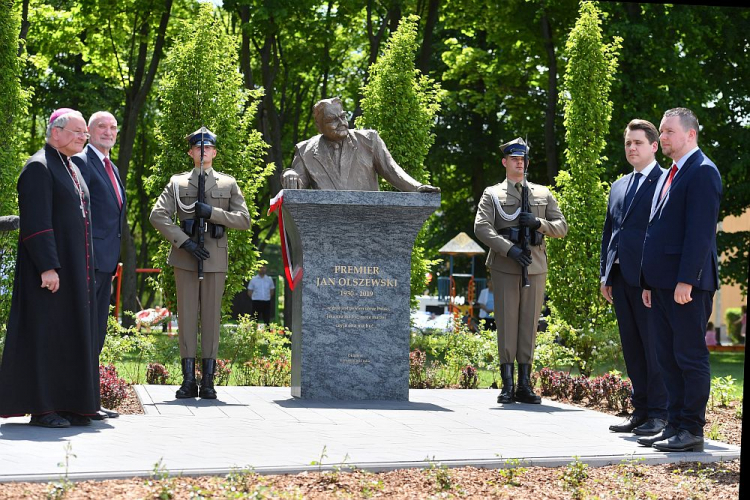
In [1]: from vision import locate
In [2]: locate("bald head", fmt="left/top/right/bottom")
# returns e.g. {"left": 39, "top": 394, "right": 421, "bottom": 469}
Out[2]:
{"left": 88, "top": 111, "right": 118, "bottom": 155}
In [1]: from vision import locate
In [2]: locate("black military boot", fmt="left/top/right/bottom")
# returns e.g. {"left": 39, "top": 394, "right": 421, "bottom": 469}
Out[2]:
{"left": 199, "top": 358, "right": 217, "bottom": 399}
{"left": 496, "top": 363, "right": 515, "bottom": 404}
{"left": 515, "top": 363, "right": 541, "bottom": 404}
{"left": 175, "top": 358, "right": 198, "bottom": 399}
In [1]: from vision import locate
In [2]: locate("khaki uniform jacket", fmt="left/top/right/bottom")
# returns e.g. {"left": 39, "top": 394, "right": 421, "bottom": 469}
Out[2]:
{"left": 284, "top": 129, "right": 422, "bottom": 191}
{"left": 474, "top": 179, "right": 567, "bottom": 275}
{"left": 150, "top": 168, "right": 250, "bottom": 272}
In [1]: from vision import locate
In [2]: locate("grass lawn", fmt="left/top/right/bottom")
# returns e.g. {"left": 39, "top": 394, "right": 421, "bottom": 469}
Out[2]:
{"left": 710, "top": 351, "right": 745, "bottom": 398}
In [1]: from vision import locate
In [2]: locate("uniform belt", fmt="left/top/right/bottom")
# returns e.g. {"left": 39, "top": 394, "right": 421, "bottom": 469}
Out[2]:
{"left": 497, "top": 226, "right": 544, "bottom": 246}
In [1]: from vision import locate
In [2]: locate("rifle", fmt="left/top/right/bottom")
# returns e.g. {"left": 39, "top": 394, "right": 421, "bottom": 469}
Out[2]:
{"left": 197, "top": 129, "right": 206, "bottom": 281}
{"left": 518, "top": 137, "right": 531, "bottom": 288}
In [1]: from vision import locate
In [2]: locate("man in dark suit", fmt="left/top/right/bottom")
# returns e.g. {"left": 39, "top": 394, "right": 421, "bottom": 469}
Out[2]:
{"left": 639, "top": 108, "right": 722, "bottom": 452}
{"left": 601, "top": 119, "right": 668, "bottom": 435}
{"left": 72, "top": 111, "right": 126, "bottom": 420}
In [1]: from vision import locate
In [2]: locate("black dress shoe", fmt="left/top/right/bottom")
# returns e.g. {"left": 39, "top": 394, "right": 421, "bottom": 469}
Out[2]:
{"left": 632, "top": 418, "right": 667, "bottom": 436}
{"left": 90, "top": 410, "right": 108, "bottom": 421}
{"left": 653, "top": 429, "right": 704, "bottom": 452}
{"left": 58, "top": 412, "right": 92, "bottom": 426}
{"left": 609, "top": 414, "right": 647, "bottom": 433}
{"left": 100, "top": 407, "right": 119, "bottom": 418}
{"left": 29, "top": 413, "right": 70, "bottom": 428}
{"left": 637, "top": 424, "right": 678, "bottom": 446}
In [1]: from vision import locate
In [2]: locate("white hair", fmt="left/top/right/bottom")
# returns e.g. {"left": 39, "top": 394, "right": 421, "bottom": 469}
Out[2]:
{"left": 88, "top": 111, "right": 117, "bottom": 128}
{"left": 45, "top": 110, "right": 85, "bottom": 140}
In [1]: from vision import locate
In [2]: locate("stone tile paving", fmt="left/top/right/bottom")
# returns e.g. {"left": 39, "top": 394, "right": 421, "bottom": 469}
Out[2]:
{"left": 0, "top": 387, "right": 740, "bottom": 482}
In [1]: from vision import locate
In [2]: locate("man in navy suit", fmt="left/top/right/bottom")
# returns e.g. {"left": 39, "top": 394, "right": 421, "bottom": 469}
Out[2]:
{"left": 601, "top": 119, "right": 668, "bottom": 436}
{"left": 72, "top": 111, "right": 126, "bottom": 420}
{"left": 639, "top": 108, "right": 722, "bottom": 452}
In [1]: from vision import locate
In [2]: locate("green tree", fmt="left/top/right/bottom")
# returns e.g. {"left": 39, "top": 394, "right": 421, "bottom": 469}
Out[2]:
{"left": 356, "top": 13, "right": 443, "bottom": 300}
{"left": 0, "top": 1, "right": 31, "bottom": 339}
{"left": 146, "top": 2, "right": 272, "bottom": 314}
{"left": 544, "top": 1, "right": 621, "bottom": 376}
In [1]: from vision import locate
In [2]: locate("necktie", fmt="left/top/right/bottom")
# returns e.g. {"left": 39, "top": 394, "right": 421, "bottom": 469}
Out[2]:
{"left": 658, "top": 164, "right": 678, "bottom": 202}
{"left": 104, "top": 157, "right": 123, "bottom": 208}
{"left": 623, "top": 172, "right": 642, "bottom": 212}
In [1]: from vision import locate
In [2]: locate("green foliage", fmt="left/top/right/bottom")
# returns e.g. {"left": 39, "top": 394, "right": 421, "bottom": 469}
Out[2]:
{"left": 705, "top": 422, "right": 725, "bottom": 442}
{"left": 146, "top": 459, "right": 175, "bottom": 500}
{"left": 100, "top": 313, "right": 157, "bottom": 384}
{"left": 410, "top": 323, "right": 498, "bottom": 385}
{"left": 357, "top": 14, "right": 442, "bottom": 186}
{"left": 535, "top": 312, "right": 622, "bottom": 377}
{"left": 709, "top": 375, "right": 735, "bottom": 410}
{"left": 425, "top": 459, "right": 454, "bottom": 492}
{"left": 356, "top": 14, "right": 443, "bottom": 302}
{"left": 615, "top": 458, "right": 650, "bottom": 500}
{"left": 47, "top": 442, "right": 76, "bottom": 500}
{"left": 0, "top": 1, "right": 30, "bottom": 339}
{"left": 560, "top": 456, "right": 589, "bottom": 499}
{"left": 224, "top": 315, "right": 291, "bottom": 386}
{"left": 546, "top": 1, "right": 621, "bottom": 370}
{"left": 147, "top": 3, "right": 272, "bottom": 315}
{"left": 496, "top": 458, "right": 528, "bottom": 487}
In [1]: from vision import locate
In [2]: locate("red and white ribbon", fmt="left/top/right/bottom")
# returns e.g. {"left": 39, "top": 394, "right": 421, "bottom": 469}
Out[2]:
{"left": 269, "top": 190, "right": 303, "bottom": 290}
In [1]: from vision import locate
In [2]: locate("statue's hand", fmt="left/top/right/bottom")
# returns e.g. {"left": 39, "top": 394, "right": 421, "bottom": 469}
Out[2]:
{"left": 417, "top": 184, "right": 441, "bottom": 193}
{"left": 281, "top": 169, "right": 301, "bottom": 189}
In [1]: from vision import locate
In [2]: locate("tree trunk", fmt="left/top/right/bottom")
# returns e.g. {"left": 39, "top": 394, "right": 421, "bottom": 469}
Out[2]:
{"left": 258, "top": 33, "right": 284, "bottom": 196}
{"left": 418, "top": 0, "right": 440, "bottom": 74}
{"left": 18, "top": 0, "right": 30, "bottom": 56}
{"left": 115, "top": 0, "right": 173, "bottom": 326}
{"left": 238, "top": 5, "right": 254, "bottom": 90}
{"left": 540, "top": 10, "right": 559, "bottom": 184}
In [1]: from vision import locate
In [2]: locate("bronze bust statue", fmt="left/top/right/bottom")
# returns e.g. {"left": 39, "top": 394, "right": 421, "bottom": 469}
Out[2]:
{"left": 281, "top": 97, "right": 440, "bottom": 192}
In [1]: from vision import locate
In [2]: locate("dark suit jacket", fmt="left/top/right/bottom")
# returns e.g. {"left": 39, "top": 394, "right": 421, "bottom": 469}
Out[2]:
{"left": 72, "top": 145, "right": 126, "bottom": 274}
{"left": 641, "top": 149, "right": 722, "bottom": 291}
{"left": 601, "top": 164, "right": 664, "bottom": 287}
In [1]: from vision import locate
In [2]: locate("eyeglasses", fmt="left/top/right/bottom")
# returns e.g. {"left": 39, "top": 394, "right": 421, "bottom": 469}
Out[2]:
{"left": 57, "top": 126, "right": 90, "bottom": 139}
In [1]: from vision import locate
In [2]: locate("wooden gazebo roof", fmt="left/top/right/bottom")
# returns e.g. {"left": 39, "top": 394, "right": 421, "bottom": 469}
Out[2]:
{"left": 438, "top": 232, "right": 485, "bottom": 256}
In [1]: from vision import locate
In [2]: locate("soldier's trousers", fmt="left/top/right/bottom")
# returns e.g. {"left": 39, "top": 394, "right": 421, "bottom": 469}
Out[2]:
{"left": 174, "top": 268, "right": 226, "bottom": 359}
{"left": 491, "top": 271, "right": 546, "bottom": 365}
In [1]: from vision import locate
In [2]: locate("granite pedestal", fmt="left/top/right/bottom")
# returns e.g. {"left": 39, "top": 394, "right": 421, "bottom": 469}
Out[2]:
{"left": 281, "top": 190, "right": 440, "bottom": 400}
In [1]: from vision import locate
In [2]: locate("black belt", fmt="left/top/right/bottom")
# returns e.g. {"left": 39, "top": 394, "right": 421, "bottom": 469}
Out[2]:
{"left": 497, "top": 226, "right": 544, "bottom": 246}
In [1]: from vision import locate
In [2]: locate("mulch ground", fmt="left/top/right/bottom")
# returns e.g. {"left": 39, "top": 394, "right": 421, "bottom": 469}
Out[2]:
{"left": 0, "top": 387, "right": 742, "bottom": 499}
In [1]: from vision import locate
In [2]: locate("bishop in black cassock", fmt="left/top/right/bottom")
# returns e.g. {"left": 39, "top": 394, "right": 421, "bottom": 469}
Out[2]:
{"left": 0, "top": 108, "right": 100, "bottom": 428}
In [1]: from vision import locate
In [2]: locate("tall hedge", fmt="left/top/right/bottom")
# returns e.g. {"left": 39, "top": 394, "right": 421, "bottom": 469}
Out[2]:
{"left": 146, "top": 3, "right": 271, "bottom": 316}
{"left": 356, "top": 14, "right": 443, "bottom": 301}
{"left": 0, "top": 2, "right": 30, "bottom": 341}
{"left": 544, "top": 1, "right": 621, "bottom": 376}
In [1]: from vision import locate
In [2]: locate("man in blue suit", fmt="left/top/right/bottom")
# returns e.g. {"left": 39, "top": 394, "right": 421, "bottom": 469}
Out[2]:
{"left": 639, "top": 108, "right": 722, "bottom": 452}
{"left": 601, "top": 119, "right": 668, "bottom": 436}
{"left": 72, "top": 111, "right": 126, "bottom": 420}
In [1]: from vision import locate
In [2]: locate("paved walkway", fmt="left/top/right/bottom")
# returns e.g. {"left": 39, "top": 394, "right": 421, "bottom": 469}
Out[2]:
{"left": 0, "top": 387, "right": 741, "bottom": 482}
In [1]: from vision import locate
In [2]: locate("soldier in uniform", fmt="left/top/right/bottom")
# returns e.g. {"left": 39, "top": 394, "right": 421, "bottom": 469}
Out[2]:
{"left": 150, "top": 128, "right": 250, "bottom": 399}
{"left": 474, "top": 138, "right": 567, "bottom": 404}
